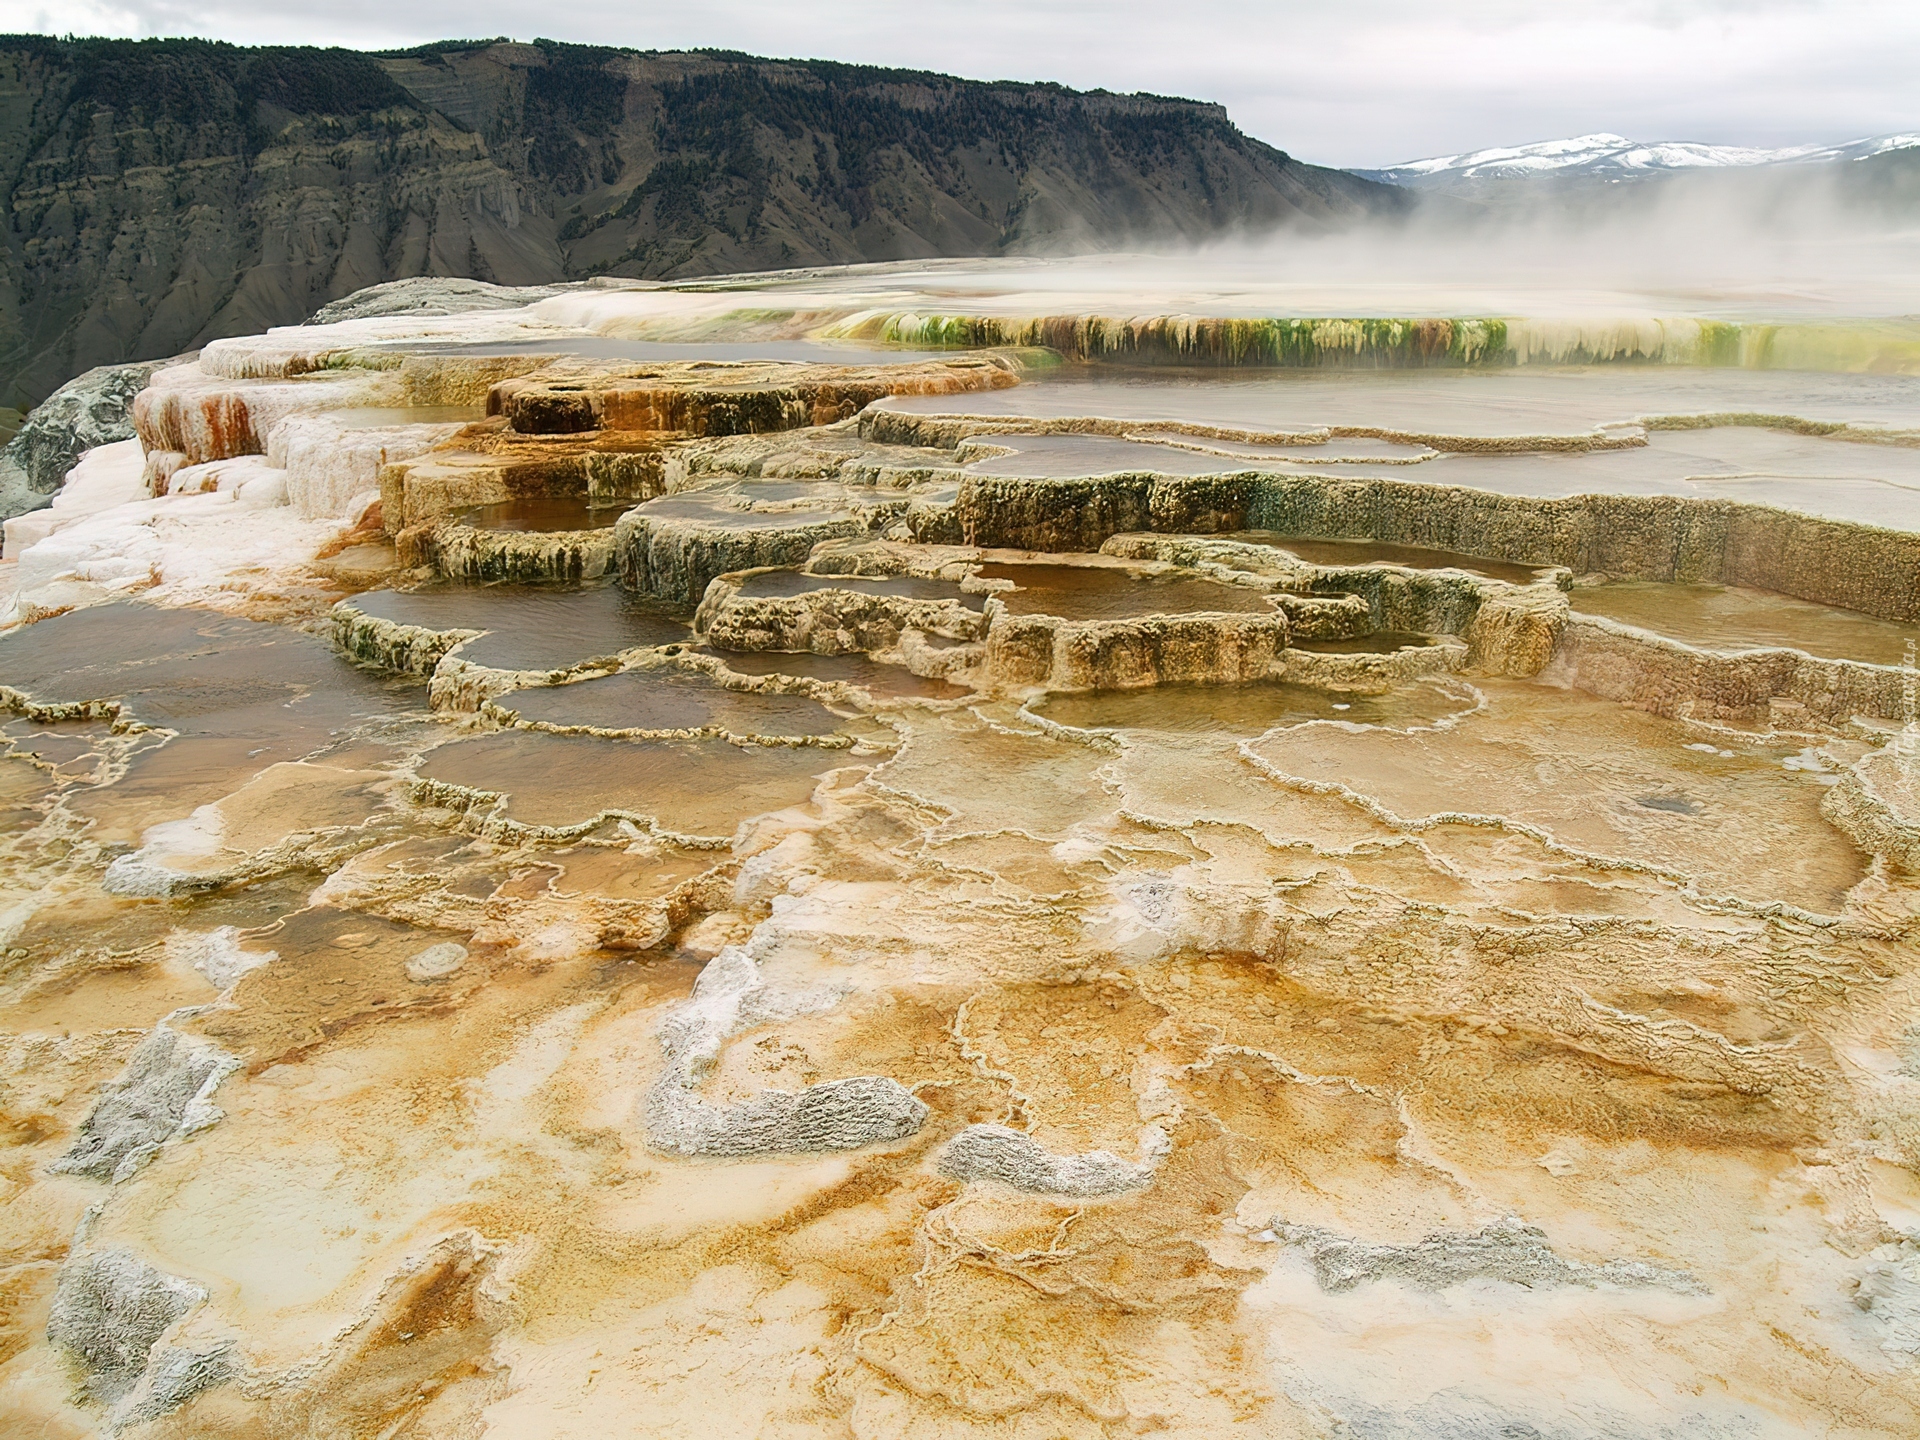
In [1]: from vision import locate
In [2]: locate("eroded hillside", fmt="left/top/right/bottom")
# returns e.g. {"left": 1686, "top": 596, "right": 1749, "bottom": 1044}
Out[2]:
{"left": 0, "top": 37, "right": 1398, "bottom": 412}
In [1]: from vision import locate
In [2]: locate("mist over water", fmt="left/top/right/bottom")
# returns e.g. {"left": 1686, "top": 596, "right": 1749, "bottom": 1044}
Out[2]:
{"left": 751, "top": 152, "right": 1920, "bottom": 324}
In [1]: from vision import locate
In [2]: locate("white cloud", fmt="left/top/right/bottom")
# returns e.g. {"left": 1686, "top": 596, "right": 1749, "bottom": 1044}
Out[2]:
{"left": 1, "top": 0, "right": 1913, "bottom": 166}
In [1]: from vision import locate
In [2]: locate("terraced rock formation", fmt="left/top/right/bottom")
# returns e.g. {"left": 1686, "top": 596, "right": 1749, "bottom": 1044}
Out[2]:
{"left": 4, "top": 289, "right": 1920, "bottom": 1438}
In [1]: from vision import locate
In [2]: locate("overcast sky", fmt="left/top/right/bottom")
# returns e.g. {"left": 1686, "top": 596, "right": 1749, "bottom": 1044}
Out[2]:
{"left": 11, "top": 0, "right": 1916, "bottom": 167}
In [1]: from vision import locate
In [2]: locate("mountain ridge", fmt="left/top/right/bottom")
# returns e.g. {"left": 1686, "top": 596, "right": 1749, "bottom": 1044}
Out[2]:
{"left": 1357, "top": 129, "right": 1920, "bottom": 189}
{"left": 0, "top": 35, "right": 1402, "bottom": 412}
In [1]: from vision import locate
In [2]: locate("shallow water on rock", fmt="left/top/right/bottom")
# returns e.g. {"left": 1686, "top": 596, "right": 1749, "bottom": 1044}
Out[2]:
{"left": 1249, "top": 677, "right": 1865, "bottom": 910}
{"left": 1415, "top": 431, "right": 1920, "bottom": 528}
{"left": 323, "top": 405, "right": 488, "bottom": 428}
{"left": 351, "top": 583, "right": 691, "bottom": 670}
{"left": 1289, "top": 631, "right": 1443, "bottom": 654}
{"left": 380, "top": 337, "right": 951, "bottom": 364}
{"left": 1033, "top": 680, "right": 1464, "bottom": 735}
{"left": 975, "top": 561, "right": 1276, "bottom": 619}
{"left": 885, "top": 365, "right": 1920, "bottom": 434}
{"left": 456, "top": 497, "right": 633, "bottom": 532}
{"left": 1, "top": 604, "right": 394, "bottom": 719}
{"left": 712, "top": 650, "right": 972, "bottom": 700}
{"left": 1569, "top": 580, "right": 1918, "bottom": 665}
{"left": 499, "top": 668, "right": 848, "bottom": 737}
{"left": 416, "top": 730, "right": 835, "bottom": 834}
{"left": 1178, "top": 435, "right": 1435, "bottom": 461}
{"left": 0, "top": 603, "right": 419, "bottom": 839}
{"left": 634, "top": 488, "right": 858, "bottom": 530}
{"left": 965, "top": 433, "right": 1298, "bottom": 477}
{"left": 957, "top": 424, "right": 1920, "bottom": 527}
{"left": 870, "top": 713, "right": 1113, "bottom": 836}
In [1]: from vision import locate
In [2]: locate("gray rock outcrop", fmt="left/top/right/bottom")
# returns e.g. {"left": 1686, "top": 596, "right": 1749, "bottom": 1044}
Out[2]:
{"left": 116, "top": 1339, "right": 240, "bottom": 1425}
{"left": 936, "top": 1124, "right": 1152, "bottom": 1196}
{"left": 0, "top": 360, "right": 182, "bottom": 520}
{"left": 46, "top": 1250, "right": 213, "bottom": 1405}
{"left": 304, "top": 277, "right": 572, "bottom": 325}
{"left": 49, "top": 1027, "right": 241, "bottom": 1183}
{"left": 646, "top": 944, "right": 928, "bottom": 1157}
{"left": 1271, "top": 1216, "right": 1706, "bottom": 1296}
{"left": 652, "top": 1073, "right": 929, "bottom": 1158}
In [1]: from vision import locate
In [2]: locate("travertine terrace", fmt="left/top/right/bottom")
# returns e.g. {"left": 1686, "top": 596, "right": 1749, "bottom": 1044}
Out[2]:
{"left": 4, "top": 270, "right": 1920, "bottom": 1438}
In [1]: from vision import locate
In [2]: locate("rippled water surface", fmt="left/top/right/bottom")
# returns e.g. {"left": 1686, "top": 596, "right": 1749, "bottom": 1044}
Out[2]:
{"left": 1569, "top": 579, "right": 1919, "bottom": 664}
{"left": 712, "top": 649, "right": 973, "bottom": 699}
{"left": 416, "top": 730, "right": 834, "bottom": 834}
{"left": 352, "top": 583, "right": 691, "bottom": 669}
{"left": 500, "top": 668, "right": 847, "bottom": 737}
{"left": 456, "top": 497, "right": 632, "bottom": 532}
{"left": 976, "top": 561, "right": 1276, "bottom": 619}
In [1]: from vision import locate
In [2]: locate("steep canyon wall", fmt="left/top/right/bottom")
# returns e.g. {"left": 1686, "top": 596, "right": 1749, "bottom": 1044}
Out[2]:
{"left": 0, "top": 37, "right": 1397, "bottom": 412}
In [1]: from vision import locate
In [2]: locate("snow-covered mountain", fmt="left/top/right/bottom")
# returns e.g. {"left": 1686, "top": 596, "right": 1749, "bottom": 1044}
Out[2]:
{"left": 1355, "top": 131, "right": 1920, "bottom": 188}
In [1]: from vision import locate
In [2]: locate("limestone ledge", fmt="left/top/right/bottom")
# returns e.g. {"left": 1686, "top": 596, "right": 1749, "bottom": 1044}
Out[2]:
{"left": 417, "top": 518, "right": 621, "bottom": 585}
{"left": 407, "top": 772, "right": 740, "bottom": 850}
{"left": 1822, "top": 748, "right": 1920, "bottom": 872}
{"left": 426, "top": 651, "right": 631, "bottom": 716}
{"left": 863, "top": 411, "right": 1920, "bottom": 623}
{"left": 985, "top": 610, "right": 1292, "bottom": 691}
{"left": 693, "top": 539, "right": 1544, "bottom": 693}
{"left": 1274, "top": 638, "right": 1471, "bottom": 694}
{"left": 199, "top": 335, "right": 543, "bottom": 388}
{"left": 477, "top": 653, "right": 862, "bottom": 751}
{"left": 134, "top": 367, "right": 395, "bottom": 467}
{"left": 0, "top": 685, "right": 153, "bottom": 734}
{"left": 331, "top": 592, "right": 686, "bottom": 706}
{"left": 703, "top": 643, "right": 980, "bottom": 706}
{"left": 694, "top": 569, "right": 989, "bottom": 657}
{"left": 133, "top": 352, "right": 544, "bottom": 466}
{"left": 859, "top": 408, "right": 1648, "bottom": 456}
{"left": 1547, "top": 615, "right": 1915, "bottom": 726}
{"left": 618, "top": 508, "right": 876, "bottom": 609}
{"left": 490, "top": 354, "right": 1019, "bottom": 436}
{"left": 381, "top": 422, "right": 667, "bottom": 537}
{"left": 1108, "top": 532, "right": 1570, "bottom": 676}
{"left": 666, "top": 417, "right": 963, "bottom": 488}
{"left": 1642, "top": 411, "right": 1920, "bottom": 448}
{"left": 331, "top": 601, "right": 480, "bottom": 678}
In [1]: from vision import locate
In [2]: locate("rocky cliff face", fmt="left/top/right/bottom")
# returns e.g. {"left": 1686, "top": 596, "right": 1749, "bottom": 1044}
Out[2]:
{"left": 0, "top": 37, "right": 1400, "bottom": 412}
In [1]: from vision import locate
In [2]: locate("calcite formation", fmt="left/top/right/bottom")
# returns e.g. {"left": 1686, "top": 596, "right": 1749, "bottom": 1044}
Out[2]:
{"left": 48, "top": 1027, "right": 239, "bottom": 1184}
{"left": 1268, "top": 1216, "right": 1707, "bottom": 1296}
{"left": 936, "top": 1124, "right": 1154, "bottom": 1196}
{"left": 45, "top": 1251, "right": 221, "bottom": 1406}
{"left": 5, "top": 279, "right": 1920, "bottom": 1439}
{"left": 488, "top": 354, "right": 1017, "bottom": 436}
